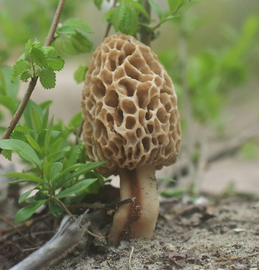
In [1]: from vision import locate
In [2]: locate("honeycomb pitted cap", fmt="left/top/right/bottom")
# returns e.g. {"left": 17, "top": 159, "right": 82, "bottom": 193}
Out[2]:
{"left": 81, "top": 34, "right": 181, "bottom": 177}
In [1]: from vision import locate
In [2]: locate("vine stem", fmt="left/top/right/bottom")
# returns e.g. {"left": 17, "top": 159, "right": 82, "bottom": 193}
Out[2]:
{"left": 0, "top": 0, "right": 66, "bottom": 152}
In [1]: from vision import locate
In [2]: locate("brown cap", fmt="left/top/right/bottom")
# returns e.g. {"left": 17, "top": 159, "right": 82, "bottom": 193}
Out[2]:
{"left": 82, "top": 34, "right": 181, "bottom": 177}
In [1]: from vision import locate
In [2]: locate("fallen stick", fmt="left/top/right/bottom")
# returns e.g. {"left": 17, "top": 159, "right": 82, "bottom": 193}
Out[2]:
{"left": 10, "top": 210, "right": 90, "bottom": 270}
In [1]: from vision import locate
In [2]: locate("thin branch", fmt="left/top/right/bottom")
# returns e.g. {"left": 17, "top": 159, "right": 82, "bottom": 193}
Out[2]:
{"left": 0, "top": 214, "right": 35, "bottom": 246}
{"left": 0, "top": 0, "right": 66, "bottom": 153}
{"left": 139, "top": 0, "right": 151, "bottom": 46}
{"left": 45, "top": 0, "right": 66, "bottom": 47}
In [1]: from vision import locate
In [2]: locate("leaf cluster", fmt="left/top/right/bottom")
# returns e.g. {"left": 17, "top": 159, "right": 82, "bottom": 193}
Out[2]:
{"left": 0, "top": 101, "right": 105, "bottom": 222}
{"left": 11, "top": 40, "right": 65, "bottom": 89}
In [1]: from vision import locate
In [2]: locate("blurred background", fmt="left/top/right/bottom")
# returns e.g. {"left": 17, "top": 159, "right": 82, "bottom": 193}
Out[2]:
{"left": 0, "top": 0, "right": 259, "bottom": 197}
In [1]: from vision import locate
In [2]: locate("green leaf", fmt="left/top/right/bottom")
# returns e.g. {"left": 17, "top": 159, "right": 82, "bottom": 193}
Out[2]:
{"left": 74, "top": 65, "right": 88, "bottom": 83}
{"left": 49, "top": 199, "right": 64, "bottom": 217}
{"left": 37, "top": 68, "right": 56, "bottom": 89}
{"left": 93, "top": 0, "right": 103, "bottom": 10}
{"left": 52, "top": 163, "right": 86, "bottom": 183}
{"left": 1, "top": 149, "right": 12, "bottom": 161}
{"left": 18, "top": 188, "right": 35, "bottom": 204}
{"left": 1, "top": 66, "right": 19, "bottom": 100}
{"left": 25, "top": 135, "right": 43, "bottom": 155}
{"left": 15, "top": 200, "right": 47, "bottom": 222}
{"left": 148, "top": 0, "right": 162, "bottom": 20}
{"left": 42, "top": 46, "right": 65, "bottom": 71}
{"left": 23, "top": 99, "right": 44, "bottom": 132}
{"left": 4, "top": 172, "right": 44, "bottom": 184}
{"left": 130, "top": 1, "right": 149, "bottom": 19}
{"left": 68, "top": 112, "right": 82, "bottom": 128}
{"left": 32, "top": 107, "right": 43, "bottom": 133}
{"left": 11, "top": 59, "right": 31, "bottom": 83}
{"left": 31, "top": 42, "right": 47, "bottom": 68}
{"left": 0, "top": 139, "right": 41, "bottom": 167}
{"left": 20, "top": 71, "right": 33, "bottom": 82}
{"left": 40, "top": 100, "right": 53, "bottom": 111}
{"left": 65, "top": 161, "right": 106, "bottom": 182}
{"left": 51, "top": 162, "right": 63, "bottom": 181}
{"left": 70, "top": 31, "right": 93, "bottom": 54}
{"left": 111, "top": 2, "right": 127, "bottom": 32}
{"left": 56, "top": 25, "right": 77, "bottom": 36}
{"left": 0, "top": 95, "right": 16, "bottom": 113}
{"left": 167, "top": 0, "right": 188, "bottom": 15}
{"left": 55, "top": 178, "right": 97, "bottom": 199}
{"left": 63, "top": 18, "right": 94, "bottom": 34}
{"left": 25, "top": 39, "right": 32, "bottom": 56}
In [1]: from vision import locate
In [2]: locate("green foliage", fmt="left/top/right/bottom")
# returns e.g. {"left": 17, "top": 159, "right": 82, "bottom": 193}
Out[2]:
{"left": 54, "top": 18, "right": 94, "bottom": 55}
{"left": 103, "top": 0, "right": 150, "bottom": 36}
{"left": 11, "top": 40, "right": 64, "bottom": 89}
{"left": 1, "top": 101, "right": 105, "bottom": 222}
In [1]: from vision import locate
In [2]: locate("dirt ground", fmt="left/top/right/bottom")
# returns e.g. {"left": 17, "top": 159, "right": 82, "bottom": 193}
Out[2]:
{"left": 43, "top": 197, "right": 259, "bottom": 270}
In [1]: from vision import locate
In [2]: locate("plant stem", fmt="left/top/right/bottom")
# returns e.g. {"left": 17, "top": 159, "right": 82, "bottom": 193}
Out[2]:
{"left": 0, "top": 0, "right": 66, "bottom": 153}
{"left": 53, "top": 197, "right": 73, "bottom": 217}
{"left": 103, "top": 0, "right": 118, "bottom": 39}
{"left": 139, "top": 0, "right": 151, "bottom": 46}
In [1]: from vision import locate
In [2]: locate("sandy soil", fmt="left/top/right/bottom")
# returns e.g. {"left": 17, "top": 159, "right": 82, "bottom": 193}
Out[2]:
{"left": 42, "top": 197, "right": 259, "bottom": 270}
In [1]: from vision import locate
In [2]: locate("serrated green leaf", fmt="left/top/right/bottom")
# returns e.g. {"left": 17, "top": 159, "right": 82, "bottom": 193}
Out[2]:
{"left": 148, "top": 0, "right": 162, "bottom": 20}
{"left": 49, "top": 199, "right": 64, "bottom": 217}
{"left": 63, "top": 18, "right": 94, "bottom": 33}
{"left": 111, "top": 2, "right": 127, "bottom": 32}
{"left": 42, "top": 46, "right": 64, "bottom": 71}
{"left": 56, "top": 25, "right": 77, "bottom": 36}
{"left": 74, "top": 65, "right": 88, "bottom": 83}
{"left": 14, "top": 125, "right": 37, "bottom": 134}
{"left": 68, "top": 112, "right": 82, "bottom": 128}
{"left": 122, "top": 8, "right": 139, "bottom": 35}
{"left": 70, "top": 31, "right": 93, "bottom": 54}
{"left": 31, "top": 43, "right": 47, "bottom": 68}
{"left": 130, "top": 0, "right": 149, "bottom": 19}
{"left": 94, "top": 0, "right": 103, "bottom": 10}
{"left": 15, "top": 200, "right": 47, "bottom": 222}
{"left": 0, "top": 95, "right": 16, "bottom": 113}
{"left": 1, "top": 149, "right": 12, "bottom": 161}
{"left": 37, "top": 68, "right": 56, "bottom": 89}
{"left": 10, "top": 131, "right": 27, "bottom": 142}
{"left": 0, "top": 139, "right": 41, "bottom": 167}
{"left": 20, "top": 71, "right": 32, "bottom": 82}
{"left": 18, "top": 188, "right": 35, "bottom": 204}
{"left": 55, "top": 178, "right": 97, "bottom": 199}
{"left": 4, "top": 172, "right": 44, "bottom": 184}
{"left": 25, "top": 39, "right": 32, "bottom": 56}
{"left": 11, "top": 59, "right": 31, "bottom": 83}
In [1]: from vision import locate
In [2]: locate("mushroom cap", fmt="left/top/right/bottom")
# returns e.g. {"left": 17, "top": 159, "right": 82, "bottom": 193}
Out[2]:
{"left": 81, "top": 34, "right": 181, "bottom": 177}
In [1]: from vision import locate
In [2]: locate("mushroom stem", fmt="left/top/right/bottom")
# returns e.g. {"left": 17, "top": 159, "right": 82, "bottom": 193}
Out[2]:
{"left": 108, "top": 165, "right": 159, "bottom": 247}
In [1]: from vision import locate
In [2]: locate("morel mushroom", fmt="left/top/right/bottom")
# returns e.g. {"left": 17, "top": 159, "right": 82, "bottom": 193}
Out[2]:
{"left": 81, "top": 34, "right": 181, "bottom": 246}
